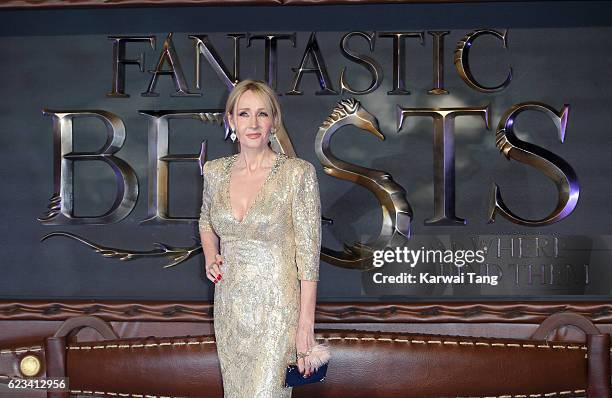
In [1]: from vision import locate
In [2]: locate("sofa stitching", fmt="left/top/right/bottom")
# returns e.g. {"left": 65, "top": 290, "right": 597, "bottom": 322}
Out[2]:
{"left": 67, "top": 340, "right": 215, "bottom": 350}
{"left": 67, "top": 336, "right": 587, "bottom": 351}
{"left": 0, "top": 346, "right": 43, "bottom": 355}
{"left": 66, "top": 337, "right": 587, "bottom": 351}
{"left": 318, "top": 336, "right": 587, "bottom": 351}
{"left": 70, "top": 390, "right": 178, "bottom": 397}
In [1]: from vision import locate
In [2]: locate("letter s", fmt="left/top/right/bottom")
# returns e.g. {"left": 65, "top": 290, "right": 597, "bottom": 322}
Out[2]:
{"left": 315, "top": 98, "right": 413, "bottom": 270}
{"left": 489, "top": 102, "right": 579, "bottom": 226}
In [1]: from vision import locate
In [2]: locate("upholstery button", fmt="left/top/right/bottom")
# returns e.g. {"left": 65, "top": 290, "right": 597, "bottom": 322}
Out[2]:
{"left": 19, "top": 355, "right": 41, "bottom": 377}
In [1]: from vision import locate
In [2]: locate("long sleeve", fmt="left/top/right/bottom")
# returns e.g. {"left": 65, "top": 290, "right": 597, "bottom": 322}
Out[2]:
{"left": 198, "top": 162, "right": 214, "bottom": 233}
{"left": 291, "top": 162, "right": 322, "bottom": 281}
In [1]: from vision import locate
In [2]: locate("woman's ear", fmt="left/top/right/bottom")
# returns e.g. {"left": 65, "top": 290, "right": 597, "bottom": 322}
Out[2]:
{"left": 226, "top": 112, "right": 235, "bottom": 130}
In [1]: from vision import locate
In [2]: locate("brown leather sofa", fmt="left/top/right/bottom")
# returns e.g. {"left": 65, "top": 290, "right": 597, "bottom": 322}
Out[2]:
{"left": 0, "top": 301, "right": 610, "bottom": 398}
{"left": 0, "top": 325, "right": 608, "bottom": 397}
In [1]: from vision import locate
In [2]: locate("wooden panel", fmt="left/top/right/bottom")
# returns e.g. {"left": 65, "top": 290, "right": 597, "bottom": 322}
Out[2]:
{"left": 0, "top": 300, "right": 611, "bottom": 323}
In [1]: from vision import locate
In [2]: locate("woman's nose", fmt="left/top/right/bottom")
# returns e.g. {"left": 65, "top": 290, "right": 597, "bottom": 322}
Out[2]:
{"left": 249, "top": 115, "right": 259, "bottom": 128}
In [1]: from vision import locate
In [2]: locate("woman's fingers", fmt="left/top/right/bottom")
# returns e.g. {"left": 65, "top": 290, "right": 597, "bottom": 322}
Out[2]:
{"left": 213, "top": 255, "right": 223, "bottom": 281}
{"left": 297, "top": 355, "right": 312, "bottom": 377}
{"left": 304, "top": 357, "right": 312, "bottom": 377}
{"left": 210, "top": 263, "right": 222, "bottom": 281}
{"left": 296, "top": 350, "right": 313, "bottom": 377}
{"left": 204, "top": 254, "right": 224, "bottom": 284}
{"left": 205, "top": 266, "right": 217, "bottom": 283}
{"left": 296, "top": 329, "right": 315, "bottom": 377}
{"left": 205, "top": 264, "right": 222, "bottom": 284}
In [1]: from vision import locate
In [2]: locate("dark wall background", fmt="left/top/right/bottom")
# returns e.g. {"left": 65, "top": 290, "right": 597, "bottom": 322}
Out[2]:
{"left": 1, "top": 1, "right": 612, "bottom": 301}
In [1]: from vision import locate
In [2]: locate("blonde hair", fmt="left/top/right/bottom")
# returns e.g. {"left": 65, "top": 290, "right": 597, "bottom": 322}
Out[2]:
{"left": 224, "top": 79, "right": 283, "bottom": 132}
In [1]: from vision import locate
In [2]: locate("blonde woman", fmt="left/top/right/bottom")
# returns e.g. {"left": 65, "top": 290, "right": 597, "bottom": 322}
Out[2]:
{"left": 199, "top": 79, "right": 322, "bottom": 397}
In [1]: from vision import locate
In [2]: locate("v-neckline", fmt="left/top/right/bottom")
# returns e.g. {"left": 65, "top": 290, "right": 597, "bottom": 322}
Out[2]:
{"left": 226, "top": 152, "right": 280, "bottom": 224}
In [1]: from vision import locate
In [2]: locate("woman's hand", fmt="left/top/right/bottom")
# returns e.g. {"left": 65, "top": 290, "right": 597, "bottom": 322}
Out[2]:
{"left": 205, "top": 254, "right": 223, "bottom": 284}
{"left": 295, "top": 325, "right": 316, "bottom": 377}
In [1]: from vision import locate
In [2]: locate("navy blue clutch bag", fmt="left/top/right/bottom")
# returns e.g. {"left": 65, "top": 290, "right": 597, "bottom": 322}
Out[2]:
{"left": 284, "top": 363, "right": 328, "bottom": 387}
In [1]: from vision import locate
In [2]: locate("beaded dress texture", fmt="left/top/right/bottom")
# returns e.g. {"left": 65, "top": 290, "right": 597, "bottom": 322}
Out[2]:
{"left": 198, "top": 153, "right": 321, "bottom": 398}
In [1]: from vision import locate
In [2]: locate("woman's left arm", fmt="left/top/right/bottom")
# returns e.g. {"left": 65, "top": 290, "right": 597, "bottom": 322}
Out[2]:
{"left": 292, "top": 162, "right": 322, "bottom": 377}
{"left": 296, "top": 280, "right": 317, "bottom": 375}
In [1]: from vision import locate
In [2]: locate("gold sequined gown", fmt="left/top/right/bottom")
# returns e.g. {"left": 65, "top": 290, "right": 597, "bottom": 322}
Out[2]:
{"left": 198, "top": 153, "right": 321, "bottom": 398}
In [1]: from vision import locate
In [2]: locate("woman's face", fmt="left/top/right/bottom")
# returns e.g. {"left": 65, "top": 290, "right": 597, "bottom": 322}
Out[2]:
{"left": 228, "top": 89, "right": 274, "bottom": 150}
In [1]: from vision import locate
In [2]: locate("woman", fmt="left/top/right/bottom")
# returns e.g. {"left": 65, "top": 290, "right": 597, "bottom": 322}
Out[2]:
{"left": 198, "top": 79, "right": 322, "bottom": 397}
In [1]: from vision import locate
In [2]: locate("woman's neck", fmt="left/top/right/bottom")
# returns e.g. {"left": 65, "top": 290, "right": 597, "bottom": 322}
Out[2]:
{"left": 237, "top": 147, "right": 276, "bottom": 172}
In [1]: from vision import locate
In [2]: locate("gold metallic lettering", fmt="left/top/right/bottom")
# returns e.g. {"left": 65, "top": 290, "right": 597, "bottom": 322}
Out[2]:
{"left": 315, "top": 98, "right": 412, "bottom": 270}
{"left": 489, "top": 102, "right": 579, "bottom": 226}
{"left": 378, "top": 31, "right": 424, "bottom": 95}
{"left": 397, "top": 106, "right": 490, "bottom": 225}
{"left": 247, "top": 33, "right": 296, "bottom": 91}
{"left": 107, "top": 36, "right": 155, "bottom": 98}
{"left": 454, "top": 29, "right": 512, "bottom": 93}
{"left": 287, "top": 32, "right": 338, "bottom": 95}
{"left": 38, "top": 110, "right": 138, "bottom": 225}
{"left": 339, "top": 31, "right": 382, "bottom": 95}
{"left": 143, "top": 33, "right": 200, "bottom": 97}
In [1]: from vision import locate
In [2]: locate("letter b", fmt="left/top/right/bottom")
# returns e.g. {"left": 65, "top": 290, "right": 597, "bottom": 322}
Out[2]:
{"left": 38, "top": 110, "right": 138, "bottom": 225}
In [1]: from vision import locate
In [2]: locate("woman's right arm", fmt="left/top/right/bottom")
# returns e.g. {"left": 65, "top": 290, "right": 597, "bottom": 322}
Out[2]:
{"left": 199, "top": 162, "right": 222, "bottom": 283}
{"left": 200, "top": 229, "right": 222, "bottom": 283}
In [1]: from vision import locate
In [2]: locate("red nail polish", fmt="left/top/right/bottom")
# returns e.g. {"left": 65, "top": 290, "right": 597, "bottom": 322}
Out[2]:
{"left": 217, "top": 274, "right": 222, "bottom": 280}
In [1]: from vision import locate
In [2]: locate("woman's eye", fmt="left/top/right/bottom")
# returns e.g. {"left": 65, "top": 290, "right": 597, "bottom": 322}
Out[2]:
{"left": 239, "top": 111, "right": 248, "bottom": 117}
{"left": 259, "top": 112, "right": 269, "bottom": 117}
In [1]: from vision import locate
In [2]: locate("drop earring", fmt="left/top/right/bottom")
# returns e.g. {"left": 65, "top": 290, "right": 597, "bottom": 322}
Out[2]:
{"left": 230, "top": 129, "right": 237, "bottom": 143}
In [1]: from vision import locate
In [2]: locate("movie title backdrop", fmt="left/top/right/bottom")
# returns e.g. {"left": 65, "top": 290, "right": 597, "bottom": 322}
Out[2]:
{"left": 2, "top": 1, "right": 611, "bottom": 301}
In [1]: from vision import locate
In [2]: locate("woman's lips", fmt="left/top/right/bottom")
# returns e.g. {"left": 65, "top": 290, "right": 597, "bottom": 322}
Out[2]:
{"left": 246, "top": 133, "right": 261, "bottom": 139}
